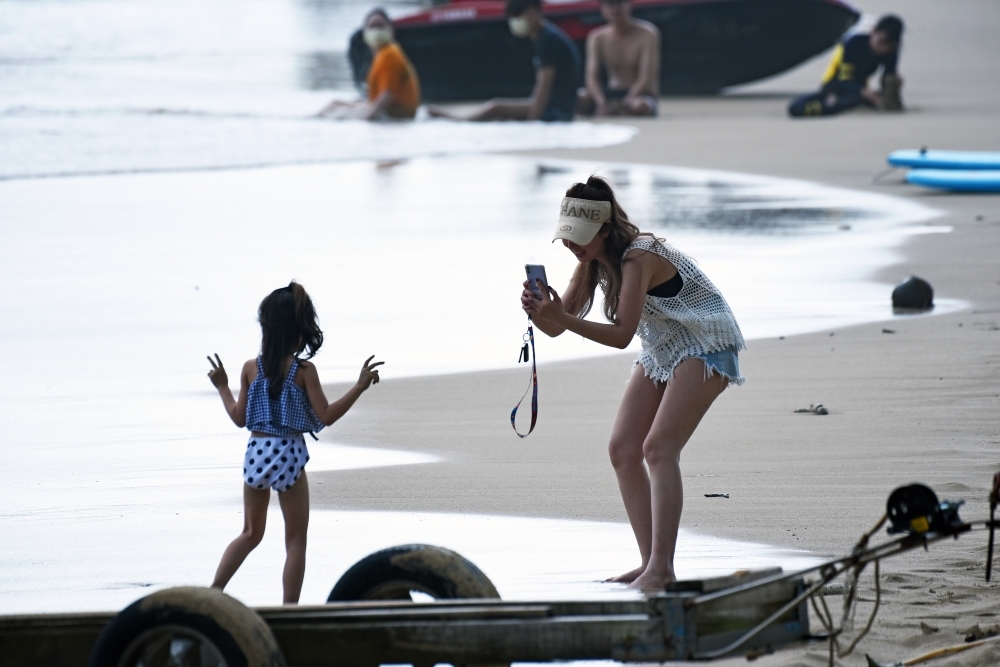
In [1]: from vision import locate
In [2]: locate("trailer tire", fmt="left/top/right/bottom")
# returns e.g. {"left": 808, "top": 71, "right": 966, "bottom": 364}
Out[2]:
{"left": 89, "top": 586, "right": 285, "bottom": 667}
{"left": 328, "top": 543, "right": 500, "bottom": 601}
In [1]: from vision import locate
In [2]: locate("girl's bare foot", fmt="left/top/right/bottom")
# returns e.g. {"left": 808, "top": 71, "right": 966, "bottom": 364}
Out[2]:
{"left": 604, "top": 565, "right": 646, "bottom": 583}
{"left": 628, "top": 567, "right": 675, "bottom": 592}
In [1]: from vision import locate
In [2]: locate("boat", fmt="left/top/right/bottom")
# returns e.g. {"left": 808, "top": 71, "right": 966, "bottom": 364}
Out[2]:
{"left": 348, "top": 0, "right": 859, "bottom": 102}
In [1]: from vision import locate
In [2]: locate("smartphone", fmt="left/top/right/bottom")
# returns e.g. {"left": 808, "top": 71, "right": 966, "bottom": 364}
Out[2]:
{"left": 525, "top": 264, "right": 548, "bottom": 297}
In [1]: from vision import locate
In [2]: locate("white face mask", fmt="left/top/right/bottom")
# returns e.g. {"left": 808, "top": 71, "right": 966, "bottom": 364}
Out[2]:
{"left": 363, "top": 27, "right": 393, "bottom": 49}
{"left": 508, "top": 16, "right": 530, "bottom": 38}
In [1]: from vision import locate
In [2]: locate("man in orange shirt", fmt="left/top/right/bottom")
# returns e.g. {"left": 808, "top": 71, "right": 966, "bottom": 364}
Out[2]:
{"left": 318, "top": 9, "right": 421, "bottom": 120}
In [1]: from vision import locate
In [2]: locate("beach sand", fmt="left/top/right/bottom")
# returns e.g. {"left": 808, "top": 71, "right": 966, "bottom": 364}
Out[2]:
{"left": 312, "top": 1, "right": 999, "bottom": 664}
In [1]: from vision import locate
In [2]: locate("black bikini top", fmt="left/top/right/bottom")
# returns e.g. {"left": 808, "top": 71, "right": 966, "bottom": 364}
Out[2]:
{"left": 646, "top": 272, "right": 683, "bottom": 298}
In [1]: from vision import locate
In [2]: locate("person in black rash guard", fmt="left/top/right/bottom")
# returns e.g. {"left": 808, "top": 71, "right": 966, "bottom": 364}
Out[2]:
{"left": 788, "top": 14, "right": 904, "bottom": 118}
{"left": 427, "top": 0, "right": 581, "bottom": 121}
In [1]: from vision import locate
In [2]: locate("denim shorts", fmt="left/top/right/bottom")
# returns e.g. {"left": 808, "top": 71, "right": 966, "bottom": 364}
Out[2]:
{"left": 692, "top": 347, "right": 741, "bottom": 385}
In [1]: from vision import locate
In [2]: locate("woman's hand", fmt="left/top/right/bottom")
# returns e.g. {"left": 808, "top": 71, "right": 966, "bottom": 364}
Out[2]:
{"left": 522, "top": 280, "right": 565, "bottom": 321}
{"left": 520, "top": 280, "right": 537, "bottom": 316}
{"left": 357, "top": 355, "right": 384, "bottom": 390}
{"left": 206, "top": 353, "right": 228, "bottom": 389}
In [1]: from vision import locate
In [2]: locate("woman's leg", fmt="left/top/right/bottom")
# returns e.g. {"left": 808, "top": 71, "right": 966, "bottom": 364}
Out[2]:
{"left": 277, "top": 471, "right": 310, "bottom": 604}
{"left": 212, "top": 484, "right": 270, "bottom": 591}
{"left": 630, "top": 359, "right": 728, "bottom": 590}
{"left": 606, "top": 364, "right": 666, "bottom": 582}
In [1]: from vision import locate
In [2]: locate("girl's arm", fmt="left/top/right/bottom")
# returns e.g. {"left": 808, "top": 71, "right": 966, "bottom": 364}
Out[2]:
{"left": 301, "top": 356, "right": 383, "bottom": 427}
{"left": 523, "top": 253, "right": 654, "bottom": 350}
{"left": 207, "top": 355, "right": 251, "bottom": 427}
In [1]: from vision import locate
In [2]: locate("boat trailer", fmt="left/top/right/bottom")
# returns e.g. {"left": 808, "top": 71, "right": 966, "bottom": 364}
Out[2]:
{"left": 2, "top": 482, "right": 996, "bottom": 667}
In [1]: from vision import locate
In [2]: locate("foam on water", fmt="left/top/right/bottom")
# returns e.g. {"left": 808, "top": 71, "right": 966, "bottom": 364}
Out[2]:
{"left": 0, "top": 112, "right": 636, "bottom": 180}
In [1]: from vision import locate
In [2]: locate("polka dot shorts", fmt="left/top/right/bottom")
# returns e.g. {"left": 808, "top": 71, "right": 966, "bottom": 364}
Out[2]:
{"left": 243, "top": 434, "right": 310, "bottom": 493}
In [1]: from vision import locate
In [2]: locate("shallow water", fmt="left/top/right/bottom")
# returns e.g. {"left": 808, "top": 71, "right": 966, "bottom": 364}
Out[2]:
{"left": 0, "top": 155, "right": 959, "bottom": 613}
{"left": 0, "top": 0, "right": 633, "bottom": 179}
{"left": 1, "top": 505, "right": 823, "bottom": 613}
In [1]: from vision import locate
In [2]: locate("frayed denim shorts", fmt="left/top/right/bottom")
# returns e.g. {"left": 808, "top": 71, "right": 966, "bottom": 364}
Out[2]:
{"left": 692, "top": 346, "right": 742, "bottom": 385}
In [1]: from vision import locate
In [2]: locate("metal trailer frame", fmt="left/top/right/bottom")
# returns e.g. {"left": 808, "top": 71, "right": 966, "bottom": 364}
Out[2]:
{"left": 3, "top": 518, "right": 995, "bottom": 667}
{"left": 2, "top": 568, "right": 808, "bottom": 667}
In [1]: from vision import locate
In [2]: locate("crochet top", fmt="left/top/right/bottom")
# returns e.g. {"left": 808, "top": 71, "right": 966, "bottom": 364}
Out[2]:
{"left": 626, "top": 236, "right": 746, "bottom": 385}
{"left": 246, "top": 357, "right": 325, "bottom": 436}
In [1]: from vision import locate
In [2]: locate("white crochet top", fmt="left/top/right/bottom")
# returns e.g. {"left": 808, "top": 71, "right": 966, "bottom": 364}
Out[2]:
{"left": 627, "top": 236, "right": 746, "bottom": 385}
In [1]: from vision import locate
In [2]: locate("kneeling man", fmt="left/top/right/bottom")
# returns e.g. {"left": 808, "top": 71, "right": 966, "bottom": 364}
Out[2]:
{"left": 579, "top": 0, "right": 660, "bottom": 117}
{"left": 788, "top": 14, "right": 904, "bottom": 118}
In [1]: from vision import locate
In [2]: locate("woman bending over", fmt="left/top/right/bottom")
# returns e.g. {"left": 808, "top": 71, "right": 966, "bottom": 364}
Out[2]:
{"left": 522, "top": 177, "right": 745, "bottom": 590}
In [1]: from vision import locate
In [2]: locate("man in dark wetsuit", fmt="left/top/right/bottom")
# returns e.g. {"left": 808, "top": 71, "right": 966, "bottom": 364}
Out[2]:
{"left": 788, "top": 14, "right": 904, "bottom": 118}
{"left": 428, "top": 0, "right": 581, "bottom": 121}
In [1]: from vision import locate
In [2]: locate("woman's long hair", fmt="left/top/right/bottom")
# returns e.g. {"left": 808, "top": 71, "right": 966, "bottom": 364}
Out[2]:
{"left": 567, "top": 176, "right": 641, "bottom": 322}
{"left": 258, "top": 282, "right": 323, "bottom": 399}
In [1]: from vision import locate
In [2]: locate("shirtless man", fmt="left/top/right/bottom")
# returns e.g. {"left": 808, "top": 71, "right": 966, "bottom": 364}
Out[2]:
{"left": 579, "top": 0, "right": 660, "bottom": 117}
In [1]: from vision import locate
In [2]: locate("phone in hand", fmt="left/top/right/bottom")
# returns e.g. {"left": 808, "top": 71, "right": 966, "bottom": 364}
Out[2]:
{"left": 525, "top": 264, "right": 548, "bottom": 298}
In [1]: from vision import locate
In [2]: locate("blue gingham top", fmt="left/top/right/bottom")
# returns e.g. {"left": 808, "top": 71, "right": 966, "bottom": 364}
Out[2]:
{"left": 246, "top": 357, "right": 324, "bottom": 436}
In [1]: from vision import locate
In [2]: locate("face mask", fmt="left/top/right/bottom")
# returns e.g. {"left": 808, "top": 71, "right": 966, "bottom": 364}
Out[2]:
{"left": 508, "top": 16, "right": 530, "bottom": 38}
{"left": 363, "top": 27, "right": 392, "bottom": 49}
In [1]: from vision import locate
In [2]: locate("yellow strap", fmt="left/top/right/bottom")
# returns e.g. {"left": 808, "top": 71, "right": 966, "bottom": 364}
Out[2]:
{"left": 822, "top": 44, "right": 844, "bottom": 84}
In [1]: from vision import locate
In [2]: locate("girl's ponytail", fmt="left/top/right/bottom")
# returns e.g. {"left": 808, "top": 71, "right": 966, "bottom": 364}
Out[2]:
{"left": 290, "top": 282, "right": 323, "bottom": 360}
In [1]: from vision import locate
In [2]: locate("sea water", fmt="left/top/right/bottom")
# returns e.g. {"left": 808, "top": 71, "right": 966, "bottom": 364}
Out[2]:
{"left": 0, "top": 0, "right": 959, "bottom": 614}
{"left": 0, "top": 0, "right": 633, "bottom": 179}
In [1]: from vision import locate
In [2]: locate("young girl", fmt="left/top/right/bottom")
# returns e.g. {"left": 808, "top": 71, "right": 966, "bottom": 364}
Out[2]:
{"left": 522, "top": 176, "right": 745, "bottom": 590}
{"left": 206, "top": 281, "right": 383, "bottom": 604}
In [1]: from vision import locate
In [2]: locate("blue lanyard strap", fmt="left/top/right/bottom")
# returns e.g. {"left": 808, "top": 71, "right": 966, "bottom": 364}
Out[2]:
{"left": 510, "top": 323, "right": 537, "bottom": 438}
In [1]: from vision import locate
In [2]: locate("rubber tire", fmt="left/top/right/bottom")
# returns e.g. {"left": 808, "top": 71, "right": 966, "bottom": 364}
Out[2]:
{"left": 89, "top": 586, "right": 285, "bottom": 667}
{"left": 328, "top": 544, "right": 500, "bottom": 601}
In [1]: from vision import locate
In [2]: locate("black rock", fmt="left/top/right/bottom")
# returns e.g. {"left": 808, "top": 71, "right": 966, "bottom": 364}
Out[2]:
{"left": 892, "top": 276, "right": 934, "bottom": 310}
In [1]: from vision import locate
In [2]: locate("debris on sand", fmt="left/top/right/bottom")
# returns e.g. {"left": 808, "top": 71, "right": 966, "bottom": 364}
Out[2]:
{"left": 794, "top": 404, "right": 829, "bottom": 415}
{"left": 892, "top": 275, "right": 934, "bottom": 310}
{"left": 962, "top": 623, "right": 1000, "bottom": 642}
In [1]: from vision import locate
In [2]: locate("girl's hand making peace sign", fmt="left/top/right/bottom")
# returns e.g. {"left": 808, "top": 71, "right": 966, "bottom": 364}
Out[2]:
{"left": 357, "top": 355, "right": 384, "bottom": 390}
{"left": 207, "top": 353, "right": 229, "bottom": 389}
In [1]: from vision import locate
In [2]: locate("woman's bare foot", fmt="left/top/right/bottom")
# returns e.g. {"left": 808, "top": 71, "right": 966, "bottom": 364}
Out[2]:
{"left": 604, "top": 565, "right": 646, "bottom": 583}
{"left": 628, "top": 567, "right": 675, "bottom": 592}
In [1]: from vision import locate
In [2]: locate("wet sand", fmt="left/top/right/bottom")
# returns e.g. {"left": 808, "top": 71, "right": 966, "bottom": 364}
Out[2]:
{"left": 312, "top": 1, "right": 1000, "bottom": 664}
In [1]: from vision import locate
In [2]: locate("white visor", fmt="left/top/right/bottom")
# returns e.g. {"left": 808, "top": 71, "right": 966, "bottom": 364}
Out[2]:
{"left": 552, "top": 197, "right": 612, "bottom": 245}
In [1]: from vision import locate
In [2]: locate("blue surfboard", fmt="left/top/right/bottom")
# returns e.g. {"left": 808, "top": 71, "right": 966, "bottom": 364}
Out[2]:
{"left": 889, "top": 149, "right": 1000, "bottom": 170}
{"left": 906, "top": 169, "right": 1000, "bottom": 192}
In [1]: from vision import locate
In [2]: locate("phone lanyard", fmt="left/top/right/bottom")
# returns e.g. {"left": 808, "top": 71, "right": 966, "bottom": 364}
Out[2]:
{"left": 510, "top": 322, "right": 537, "bottom": 438}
